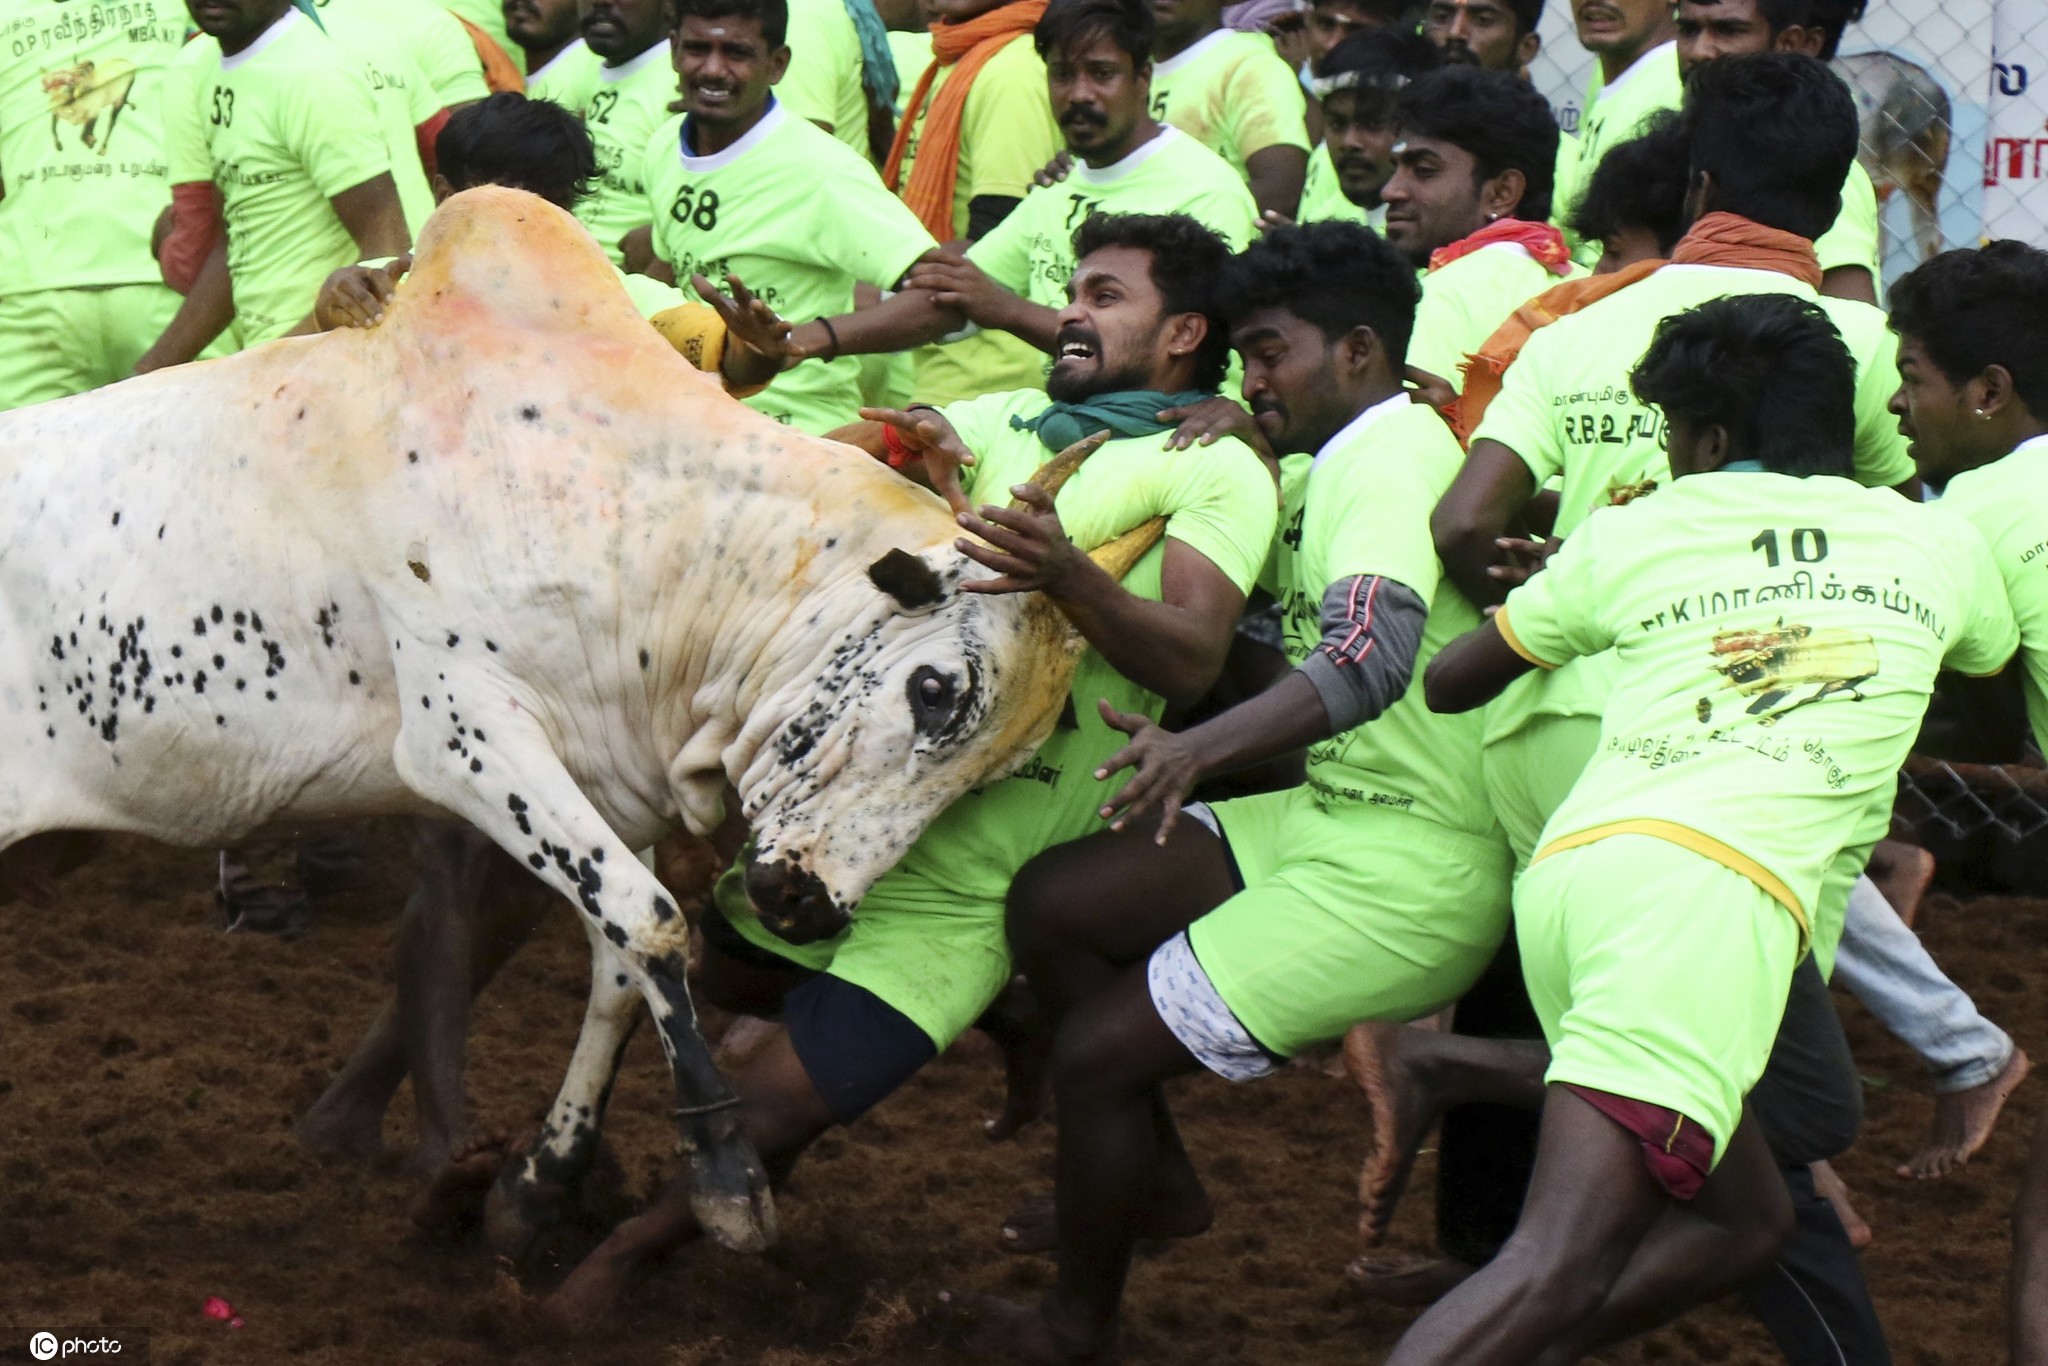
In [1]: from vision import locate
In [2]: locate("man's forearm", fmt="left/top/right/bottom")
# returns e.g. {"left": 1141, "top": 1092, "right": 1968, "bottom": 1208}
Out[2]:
{"left": 1175, "top": 670, "right": 1333, "bottom": 780}
{"left": 2014, "top": 1114, "right": 2048, "bottom": 1365}
{"left": 796, "top": 288, "right": 962, "bottom": 357}
{"left": 1049, "top": 560, "right": 1234, "bottom": 708}
{"left": 1432, "top": 440, "right": 1537, "bottom": 608}
{"left": 141, "top": 241, "right": 233, "bottom": 368}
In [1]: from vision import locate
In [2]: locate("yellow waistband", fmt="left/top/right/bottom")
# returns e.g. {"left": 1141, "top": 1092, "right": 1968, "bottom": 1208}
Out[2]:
{"left": 1531, "top": 818, "right": 1811, "bottom": 947}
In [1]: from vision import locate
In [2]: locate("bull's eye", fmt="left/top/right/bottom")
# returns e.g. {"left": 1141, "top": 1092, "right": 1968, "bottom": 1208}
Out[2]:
{"left": 909, "top": 665, "right": 956, "bottom": 737}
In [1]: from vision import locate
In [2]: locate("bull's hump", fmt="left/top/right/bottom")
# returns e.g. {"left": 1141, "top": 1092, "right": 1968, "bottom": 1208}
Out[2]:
{"left": 398, "top": 187, "right": 660, "bottom": 352}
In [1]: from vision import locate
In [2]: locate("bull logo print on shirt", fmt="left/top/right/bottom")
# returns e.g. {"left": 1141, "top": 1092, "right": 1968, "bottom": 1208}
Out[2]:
{"left": 1700, "top": 620, "right": 1878, "bottom": 723}
{"left": 42, "top": 58, "right": 137, "bottom": 155}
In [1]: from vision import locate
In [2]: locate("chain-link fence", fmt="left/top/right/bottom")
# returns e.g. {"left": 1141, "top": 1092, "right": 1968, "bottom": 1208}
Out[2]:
{"left": 1897, "top": 750, "right": 2048, "bottom": 843}
{"left": 1525, "top": 0, "right": 2048, "bottom": 282}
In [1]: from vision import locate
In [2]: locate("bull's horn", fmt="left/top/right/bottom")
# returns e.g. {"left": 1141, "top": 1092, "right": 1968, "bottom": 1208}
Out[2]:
{"left": 1088, "top": 516, "right": 1167, "bottom": 582}
{"left": 1012, "top": 431, "right": 1111, "bottom": 509}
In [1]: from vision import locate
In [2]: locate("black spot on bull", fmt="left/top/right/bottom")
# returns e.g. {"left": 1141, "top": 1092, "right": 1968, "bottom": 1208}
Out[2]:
{"left": 867, "top": 548, "right": 945, "bottom": 610}
{"left": 743, "top": 858, "right": 846, "bottom": 944}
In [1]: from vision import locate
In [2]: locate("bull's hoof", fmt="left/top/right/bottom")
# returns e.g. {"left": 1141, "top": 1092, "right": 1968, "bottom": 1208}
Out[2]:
{"left": 484, "top": 1162, "right": 560, "bottom": 1267}
{"left": 687, "top": 1142, "right": 778, "bottom": 1253}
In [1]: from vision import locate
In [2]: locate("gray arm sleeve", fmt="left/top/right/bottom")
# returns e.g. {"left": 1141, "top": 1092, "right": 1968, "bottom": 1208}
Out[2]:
{"left": 1294, "top": 575, "right": 1429, "bottom": 734}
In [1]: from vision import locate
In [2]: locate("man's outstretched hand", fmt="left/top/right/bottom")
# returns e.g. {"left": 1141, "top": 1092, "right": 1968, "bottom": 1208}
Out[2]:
{"left": 860, "top": 404, "right": 978, "bottom": 514}
{"left": 693, "top": 271, "right": 798, "bottom": 380}
{"left": 1092, "top": 698, "right": 1202, "bottom": 842}
{"left": 954, "top": 482, "right": 1085, "bottom": 594}
{"left": 315, "top": 255, "right": 410, "bottom": 330}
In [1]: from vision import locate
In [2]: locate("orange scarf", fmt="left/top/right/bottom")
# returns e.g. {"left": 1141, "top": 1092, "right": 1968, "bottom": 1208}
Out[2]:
{"left": 882, "top": 0, "right": 1048, "bottom": 240}
{"left": 1667, "top": 211, "right": 1823, "bottom": 289}
{"left": 450, "top": 13, "right": 526, "bottom": 94}
{"left": 1449, "top": 213, "right": 1825, "bottom": 441}
{"left": 1450, "top": 260, "right": 1664, "bottom": 443}
{"left": 1428, "top": 218, "right": 1573, "bottom": 277}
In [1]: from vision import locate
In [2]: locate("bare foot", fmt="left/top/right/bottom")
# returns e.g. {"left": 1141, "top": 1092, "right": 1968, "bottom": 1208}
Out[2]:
{"left": 296, "top": 1086, "right": 388, "bottom": 1162}
{"left": 1900, "top": 1046, "right": 2031, "bottom": 1179}
{"left": 998, "top": 1187, "right": 1212, "bottom": 1257}
{"left": 1870, "top": 840, "right": 1936, "bottom": 929}
{"left": 411, "top": 1131, "right": 518, "bottom": 1242}
{"left": 1810, "top": 1159, "right": 1872, "bottom": 1250}
{"left": 1345, "top": 1022, "right": 1440, "bottom": 1243}
{"left": 542, "top": 1243, "right": 638, "bottom": 1330}
{"left": 931, "top": 1292, "right": 1115, "bottom": 1364}
{"left": 1344, "top": 1251, "right": 1476, "bottom": 1306}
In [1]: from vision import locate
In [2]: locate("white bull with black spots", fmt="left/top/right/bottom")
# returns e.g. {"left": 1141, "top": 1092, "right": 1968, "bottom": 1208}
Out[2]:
{"left": 0, "top": 187, "right": 1137, "bottom": 1253}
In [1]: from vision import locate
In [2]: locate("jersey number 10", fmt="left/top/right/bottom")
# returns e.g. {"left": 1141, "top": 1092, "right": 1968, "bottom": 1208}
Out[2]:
{"left": 1751, "top": 527, "right": 1830, "bottom": 566}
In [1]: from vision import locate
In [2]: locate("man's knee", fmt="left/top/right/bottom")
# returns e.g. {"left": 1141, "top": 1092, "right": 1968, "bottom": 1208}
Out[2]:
{"left": 1005, "top": 846, "right": 1079, "bottom": 965}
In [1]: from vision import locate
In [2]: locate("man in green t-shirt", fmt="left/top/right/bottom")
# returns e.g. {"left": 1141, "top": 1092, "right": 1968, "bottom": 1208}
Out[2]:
{"left": 641, "top": 0, "right": 936, "bottom": 433}
{"left": 941, "top": 220, "right": 1511, "bottom": 1366}
{"left": 1882, "top": 240, "right": 2048, "bottom": 1366}
{"left": 1552, "top": 0, "right": 1677, "bottom": 244}
{"left": 1147, "top": 0, "right": 1308, "bottom": 217}
{"left": 0, "top": 0, "right": 187, "bottom": 410}
{"left": 575, "top": 0, "right": 676, "bottom": 265}
{"left": 1297, "top": 27, "right": 1438, "bottom": 231}
{"left": 533, "top": 212, "right": 1276, "bottom": 1322}
{"left": 139, "top": 0, "right": 415, "bottom": 361}
{"left": 789, "top": 0, "right": 1256, "bottom": 402}
{"left": 1388, "top": 292, "right": 2016, "bottom": 1366}
{"left": 509, "top": 0, "right": 594, "bottom": 100}
{"left": 1422, "top": 0, "right": 1542, "bottom": 73}
{"left": 1674, "top": 0, "right": 1883, "bottom": 304}
{"left": 1382, "top": 66, "right": 1578, "bottom": 393}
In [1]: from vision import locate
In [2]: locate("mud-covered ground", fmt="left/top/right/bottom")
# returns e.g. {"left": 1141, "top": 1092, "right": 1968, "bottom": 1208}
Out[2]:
{"left": 0, "top": 822, "right": 2034, "bottom": 1363}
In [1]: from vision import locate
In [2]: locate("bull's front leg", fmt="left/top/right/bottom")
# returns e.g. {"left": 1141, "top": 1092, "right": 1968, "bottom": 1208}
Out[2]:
{"left": 389, "top": 693, "right": 777, "bottom": 1253}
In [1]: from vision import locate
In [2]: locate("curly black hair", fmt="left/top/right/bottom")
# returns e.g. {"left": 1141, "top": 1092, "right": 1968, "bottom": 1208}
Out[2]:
{"left": 1070, "top": 212, "right": 1234, "bottom": 391}
{"left": 1036, "top": 0, "right": 1152, "bottom": 68}
{"left": 1217, "top": 219, "right": 1419, "bottom": 368}
{"left": 1393, "top": 66, "right": 1560, "bottom": 222}
{"left": 1889, "top": 240, "right": 2048, "bottom": 420}
{"left": 436, "top": 93, "right": 598, "bottom": 212}
{"left": 1570, "top": 109, "right": 1689, "bottom": 255}
{"left": 1682, "top": 53, "right": 1857, "bottom": 242}
{"left": 1631, "top": 293, "right": 1856, "bottom": 477}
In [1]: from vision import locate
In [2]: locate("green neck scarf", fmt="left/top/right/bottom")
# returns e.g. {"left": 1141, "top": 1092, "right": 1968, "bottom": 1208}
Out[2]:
{"left": 1009, "top": 390, "right": 1211, "bottom": 452}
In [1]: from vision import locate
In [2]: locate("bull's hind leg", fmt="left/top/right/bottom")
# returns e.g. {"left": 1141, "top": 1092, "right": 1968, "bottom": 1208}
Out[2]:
{"left": 389, "top": 697, "right": 776, "bottom": 1254}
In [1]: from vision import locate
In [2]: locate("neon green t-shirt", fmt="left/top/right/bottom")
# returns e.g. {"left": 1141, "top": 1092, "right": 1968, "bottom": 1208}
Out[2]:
{"left": 1471, "top": 261, "right": 1917, "bottom": 741}
{"left": 1564, "top": 42, "right": 1682, "bottom": 266}
{"left": 1297, "top": 141, "right": 1379, "bottom": 229}
{"left": 1271, "top": 395, "right": 1493, "bottom": 837}
{"left": 0, "top": 0, "right": 185, "bottom": 295}
{"left": 525, "top": 38, "right": 597, "bottom": 107}
{"left": 886, "top": 29, "right": 931, "bottom": 117}
{"left": 1498, "top": 470, "right": 2016, "bottom": 936}
{"left": 1932, "top": 434, "right": 2048, "bottom": 758}
{"left": 319, "top": 0, "right": 489, "bottom": 112}
{"left": 1408, "top": 240, "right": 1582, "bottom": 392}
{"left": 182, "top": 11, "right": 420, "bottom": 344}
{"left": 1812, "top": 156, "right": 1880, "bottom": 280}
{"left": 441, "top": 0, "right": 518, "bottom": 74}
{"left": 865, "top": 387, "right": 1277, "bottom": 904}
{"left": 780, "top": 0, "right": 868, "bottom": 156}
{"left": 969, "top": 125, "right": 1257, "bottom": 313}
{"left": 1147, "top": 28, "right": 1309, "bottom": 181}
{"left": 644, "top": 99, "right": 937, "bottom": 433}
{"left": 895, "top": 34, "right": 1060, "bottom": 404}
{"left": 296, "top": 1, "right": 441, "bottom": 233}
{"left": 577, "top": 41, "right": 676, "bottom": 265}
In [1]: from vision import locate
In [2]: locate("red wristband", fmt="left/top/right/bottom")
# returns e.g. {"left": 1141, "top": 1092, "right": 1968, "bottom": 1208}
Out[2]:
{"left": 881, "top": 423, "right": 918, "bottom": 470}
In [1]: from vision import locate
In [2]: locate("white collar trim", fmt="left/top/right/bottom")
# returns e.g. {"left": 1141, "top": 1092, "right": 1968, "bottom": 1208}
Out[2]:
{"left": 220, "top": 6, "right": 302, "bottom": 71}
{"left": 1074, "top": 125, "right": 1181, "bottom": 186}
{"left": 2013, "top": 434, "right": 2048, "bottom": 459}
{"left": 1311, "top": 390, "right": 1410, "bottom": 471}
{"left": 1152, "top": 28, "right": 1232, "bottom": 78}
{"left": 1598, "top": 39, "right": 1677, "bottom": 104}
{"left": 599, "top": 40, "right": 669, "bottom": 82}
{"left": 679, "top": 97, "right": 784, "bottom": 170}
{"left": 527, "top": 38, "right": 587, "bottom": 85}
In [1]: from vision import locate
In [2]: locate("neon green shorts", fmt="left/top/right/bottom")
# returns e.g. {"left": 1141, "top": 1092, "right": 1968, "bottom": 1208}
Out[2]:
{"left": 718, "top": 860, "right": 1010, "bottom": 1052}
{"left": 1186, "top": 787, "right": 1513, "bottom": 1059}
{"left": 0, "top": 283, "right": 192, "bottom": 412}
{"left": 1481, "top": 711, "right": 1602, "bottom": 870}
{"left": 1515, "top": 833, "right": 1802, "bottom": 1164}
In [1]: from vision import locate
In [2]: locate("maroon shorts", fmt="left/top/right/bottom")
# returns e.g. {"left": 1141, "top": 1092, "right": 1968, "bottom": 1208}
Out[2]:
{"left": 1565, "top": 1083, "right": 1716, "bottom": 1201}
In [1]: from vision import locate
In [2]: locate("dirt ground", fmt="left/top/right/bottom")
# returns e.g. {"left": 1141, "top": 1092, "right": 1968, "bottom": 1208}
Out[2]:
{"left": 0, "top": 821, "right": 2035, "bottom": 1364}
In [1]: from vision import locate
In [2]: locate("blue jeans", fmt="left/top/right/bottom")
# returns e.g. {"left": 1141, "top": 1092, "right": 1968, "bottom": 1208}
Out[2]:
{"left": 1831, "top": 875, "right": 2013, "bottom": 1094}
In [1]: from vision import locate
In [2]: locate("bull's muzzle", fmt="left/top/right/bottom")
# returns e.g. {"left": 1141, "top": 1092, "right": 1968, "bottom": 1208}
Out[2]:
{"left": 743, "top": 856, "right": 849, "bottom": 945}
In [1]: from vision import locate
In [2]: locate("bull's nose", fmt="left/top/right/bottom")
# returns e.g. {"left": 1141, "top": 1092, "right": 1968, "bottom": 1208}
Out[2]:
{"left": 742, "top": 857, "right": 848, "bottom": 946}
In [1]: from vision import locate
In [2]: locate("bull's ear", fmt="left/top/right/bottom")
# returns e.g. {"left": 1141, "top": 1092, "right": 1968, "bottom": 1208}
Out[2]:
{"left": 868, "top": 548, "right": 947, "bottom": 612}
